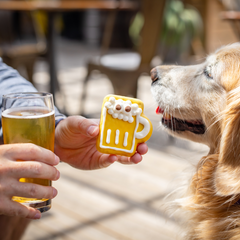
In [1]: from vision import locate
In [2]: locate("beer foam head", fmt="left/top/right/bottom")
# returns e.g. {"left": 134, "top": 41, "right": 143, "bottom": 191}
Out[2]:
{"left": 104, "top": 97, "right": 142, "bottom": 123}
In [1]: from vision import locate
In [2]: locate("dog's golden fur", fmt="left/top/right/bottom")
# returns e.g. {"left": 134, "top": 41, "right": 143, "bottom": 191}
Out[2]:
{"left": 151, "top": 43, "right": 240, "bottom": 240}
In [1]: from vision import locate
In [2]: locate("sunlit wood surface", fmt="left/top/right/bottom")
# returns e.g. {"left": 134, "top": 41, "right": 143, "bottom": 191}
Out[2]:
{"left": 23, "top": 150, "right": 187, "bottom": 240}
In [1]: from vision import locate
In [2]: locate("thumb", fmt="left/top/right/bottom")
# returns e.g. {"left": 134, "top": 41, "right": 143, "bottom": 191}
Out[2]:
{"left": 66, "top": 116, "right": 99, "bottom": 137}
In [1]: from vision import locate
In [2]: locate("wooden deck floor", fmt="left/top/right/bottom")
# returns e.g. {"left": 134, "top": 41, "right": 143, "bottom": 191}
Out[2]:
{"left": 22, "top": 137, "right": 208, "bottom": 240}
{"left": 22, "top": 39, "right": 209, "bottom": 240}
{"left": 22, "top": 149, "right": 185, "bottom": 240}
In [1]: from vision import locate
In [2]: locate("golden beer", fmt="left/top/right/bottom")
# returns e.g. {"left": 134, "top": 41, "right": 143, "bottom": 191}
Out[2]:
{"left": 2, "top": 106, "right": 55, "bottom": 212}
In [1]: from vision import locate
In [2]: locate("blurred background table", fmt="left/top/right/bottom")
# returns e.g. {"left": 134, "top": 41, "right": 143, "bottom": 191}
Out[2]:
{"left": 0, "top": 0, "right": 139, "bottom": 108}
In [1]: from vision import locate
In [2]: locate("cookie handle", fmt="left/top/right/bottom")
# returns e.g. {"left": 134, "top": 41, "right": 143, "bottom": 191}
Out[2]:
{"left": 135, "top": 116, "right": 151, "bottom": 139}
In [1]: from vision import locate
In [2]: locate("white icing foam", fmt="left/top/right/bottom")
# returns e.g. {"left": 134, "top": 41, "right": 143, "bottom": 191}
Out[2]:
{"left": 104, "top": 97, "right": 142, "bottom": 123}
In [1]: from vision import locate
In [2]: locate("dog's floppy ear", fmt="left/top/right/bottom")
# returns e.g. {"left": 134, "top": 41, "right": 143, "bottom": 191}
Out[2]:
{"left": 215, "top": 87, "right": 240, "bottom": 196}
{"left": 215, "top": 88, "right": 240, "bottom": 196}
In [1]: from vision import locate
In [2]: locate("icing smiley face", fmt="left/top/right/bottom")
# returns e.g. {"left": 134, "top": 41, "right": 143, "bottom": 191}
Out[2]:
{"left": 96, "top": 95, "right": 153, "bottom": 157}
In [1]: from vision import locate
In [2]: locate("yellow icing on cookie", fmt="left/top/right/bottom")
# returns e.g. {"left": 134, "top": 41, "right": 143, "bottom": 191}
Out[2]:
{"left": 96, "top": 95, "right": 153, "bottom": 157}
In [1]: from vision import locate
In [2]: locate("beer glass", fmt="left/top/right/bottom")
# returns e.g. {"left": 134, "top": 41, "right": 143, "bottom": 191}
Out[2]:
{"left": 2, "top": 92, "right": 55, "bottom": 213}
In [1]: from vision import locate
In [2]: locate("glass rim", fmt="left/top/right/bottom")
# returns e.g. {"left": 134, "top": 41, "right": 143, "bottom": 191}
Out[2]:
{"left": 2, "top": 92, "right": 53, "bottom": 100}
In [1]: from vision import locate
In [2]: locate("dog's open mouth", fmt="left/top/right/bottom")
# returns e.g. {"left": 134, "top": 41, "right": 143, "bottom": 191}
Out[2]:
{"left": 156, "top": 107, "right": 206, "bottom": 135}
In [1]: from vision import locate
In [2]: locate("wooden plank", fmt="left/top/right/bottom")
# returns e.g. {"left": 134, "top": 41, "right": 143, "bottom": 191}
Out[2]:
{"left": 53, "top": 175, "right": 126, "bottom": 218}
{"left": 22, "top": 223, "right": 52, "bottom": 240}
{"left": 51, "top": 203, "right": 129, "bottom": 240}
{"left": 98, "top": 209, "right": 181, "bottom": 240}
{"left": 55, "top": 147, "right": 195, "bottom": 200}
{"left": 51, "top": 164, "right": 181, "bottom": 237}
{"left": 221, "top": 11, "right": 240, "bottom": 19}
{"left": 23, "top": 216, "right": 77, "bottom": 240}
{"left": 57, "top": 164, "right": 172, "bottom": 202}
{"left": 205, "top": 0, "right": 238, "bottom": 53}
{"left": 0, "top": 1, "right": 139, "bottom": 11}
{"left": 184, "top": 0, "right": 238, "bottom": 53}
{"left": 27, "top": 209, "right": 110, "bottom": 240}
{"left": 23, "top": 147, "right": 186, "bottom": 239}
{"left": 49, "top": 185, "right": 180, "bottom": 240}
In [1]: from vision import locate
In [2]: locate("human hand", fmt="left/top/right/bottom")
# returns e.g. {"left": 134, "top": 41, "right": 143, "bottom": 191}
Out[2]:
{"left": 54, "top": 116, "right": 148, "bottom": 170}
{"left": 0, "top": 143, "right": 60, "bottom": 219}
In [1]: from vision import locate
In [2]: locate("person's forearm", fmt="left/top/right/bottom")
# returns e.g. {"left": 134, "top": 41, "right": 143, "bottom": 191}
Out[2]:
{"left": 0, "top": 58, "right": 66, "bottom": 140}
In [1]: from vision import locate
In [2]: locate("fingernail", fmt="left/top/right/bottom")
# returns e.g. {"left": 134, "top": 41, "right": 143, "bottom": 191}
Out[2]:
{"left": 109, "top": 155, "right": 118, "bottom": 164}
{"left": 33, "top": 212, "right": 41, "bottom": 219}
{"left": 87, "top": 125, "right": 98, "bottom": 136}
{"left": 133, "top": 155, "right": 142, "bottom": 164}
{"left": 52, "top": 188, "right": 58, "bottom": 198}
{"left": 56, "top": 170, "right": 60, "bottom": 180}
{"left": 55, "top": 155, "right": 60, "bottom": 164}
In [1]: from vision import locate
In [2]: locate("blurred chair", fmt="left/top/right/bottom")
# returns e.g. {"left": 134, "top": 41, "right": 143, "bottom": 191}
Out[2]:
{"left": 0, "top": 9, "right": 46, "bottom": 85}
{"left": 80, "top": 0, "right": 166, "bottom": 115}
{"left": 221, "top": 0, "right": 240, "bottom": 11}
{"left": 220, "top": 0, "right": 240, "bottom": 40}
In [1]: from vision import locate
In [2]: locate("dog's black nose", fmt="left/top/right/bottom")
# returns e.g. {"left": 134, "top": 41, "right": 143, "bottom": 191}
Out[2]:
{"left": 150, "top": 68, "right": 158, "bottom": 82}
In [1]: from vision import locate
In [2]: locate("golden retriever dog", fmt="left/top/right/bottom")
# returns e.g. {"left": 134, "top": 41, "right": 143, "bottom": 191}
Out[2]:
{"left": 151, "top": 42, "right": 240, "bottom": 240}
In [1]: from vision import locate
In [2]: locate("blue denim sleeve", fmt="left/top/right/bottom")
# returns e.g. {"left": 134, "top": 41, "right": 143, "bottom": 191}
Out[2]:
{"left": 0, "top": 58, "right": 66, "bottom": 141}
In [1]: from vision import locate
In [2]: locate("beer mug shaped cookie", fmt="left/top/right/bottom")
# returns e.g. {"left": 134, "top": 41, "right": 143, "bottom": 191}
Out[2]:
{"left": 97, "top": 95, "right": 152, "bottom": 157}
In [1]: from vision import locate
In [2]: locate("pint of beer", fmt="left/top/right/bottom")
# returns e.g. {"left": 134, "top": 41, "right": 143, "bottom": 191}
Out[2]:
{"left": 1, "top": 92, "right": 55, "bottom": 213}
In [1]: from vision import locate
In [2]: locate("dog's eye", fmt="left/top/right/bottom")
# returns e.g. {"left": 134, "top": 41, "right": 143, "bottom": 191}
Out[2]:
{"left": 204, "top": 69, "right": 213, "bottom": 79}
{"left": 207, "top": 72, "right": 213, "bottom": 78}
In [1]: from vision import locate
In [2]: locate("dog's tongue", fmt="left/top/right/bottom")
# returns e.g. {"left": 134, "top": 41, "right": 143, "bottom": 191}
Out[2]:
{"left": 156, "top": 107, "right": 172, "bottom": 119}
{"left": 156, "top": 106, "right": 164, "bottom": 114}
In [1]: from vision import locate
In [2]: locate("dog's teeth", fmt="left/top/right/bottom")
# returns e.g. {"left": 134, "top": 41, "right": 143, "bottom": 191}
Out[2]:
{"left": 164, "top": 113, "right": 171, "bottom": 119}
